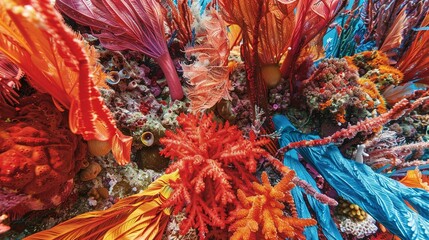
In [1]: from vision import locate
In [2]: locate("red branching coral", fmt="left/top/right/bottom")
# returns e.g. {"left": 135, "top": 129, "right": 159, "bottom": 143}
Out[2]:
{"left": 159, "top": 113, "right": 270, "bottom": 239}
{"left": 228, "top": 171, "right": 317, "bottom": 240}
{"left": 0, "top": 94, "right": 86, "bottom": 217}
{"left": 278, "top": 94, "right": 429, "bottom": 155}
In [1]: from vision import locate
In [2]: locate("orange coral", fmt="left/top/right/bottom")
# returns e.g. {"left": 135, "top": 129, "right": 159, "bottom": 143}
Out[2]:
{"left": 346, "top": 50, "right": 404, "bottom": 92}
{"left": 400, "top": 169, "right": 429, "bottom": 191}
{"left": 345, "top": 51, "right": 390, "bottom": 75}
{"left": 319, "top": 99, "right": 333, "bottom": 111}
{"left": 160, "top": 113, "right": 271, "bottom": 239}
{"left": 357, "top": 78, "right": 387, "bottom": 114}
{"left": 335, "top": 107, "right": 347, "bottom": 124}
{"left": 228, "top": 171, "right": 317, "bottom": 240}
{"left": 345, "top": 50, "right": 407, "bottom": 107}
{"left": 364, "top": 65, "right": 404, "bottom": 92}
{"left": 0, "top": 0, "right": 132, "bottom": 164}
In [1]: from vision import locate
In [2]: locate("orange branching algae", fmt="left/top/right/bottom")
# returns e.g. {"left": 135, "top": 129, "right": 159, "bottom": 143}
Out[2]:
{"left": 0, "top": 0, "right": 132, "bottom": 164}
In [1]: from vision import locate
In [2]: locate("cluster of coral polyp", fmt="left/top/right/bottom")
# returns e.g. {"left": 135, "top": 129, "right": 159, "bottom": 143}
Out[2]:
{"left": 0, "top": 94, "right": 86, "bottom": 215}
{"left": 303, "top": 58, "right": 385, "bottom": 125}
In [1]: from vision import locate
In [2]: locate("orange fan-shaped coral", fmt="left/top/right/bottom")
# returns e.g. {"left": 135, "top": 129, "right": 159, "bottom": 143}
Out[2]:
{"left": 228, "top": 171, "right": 317, "bottom": 240}
{"left": 0, "top": 0, "right": 132, "bottom": 164}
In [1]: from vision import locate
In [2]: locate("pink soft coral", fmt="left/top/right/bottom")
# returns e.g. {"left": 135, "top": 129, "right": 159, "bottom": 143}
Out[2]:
{"left": 182, "top": 9, "right": 232, "bottom": 112}
{"left": 56, "top": 0, "right": 184, "bottom": 100}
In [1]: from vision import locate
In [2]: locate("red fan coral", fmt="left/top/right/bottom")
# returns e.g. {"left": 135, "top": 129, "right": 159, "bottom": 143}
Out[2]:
{"left": 219, "top": 0, "right": 296, "bottom": 111}
{"left": 219, "top": 0, "right": 344, "bottom": 112}
{"left": 397, "top": 11, "right": 429, "bottom": 84}
{"left": 279, "top": 0, "right": 345, "bottom": 95}
{"left": 228, "top": 171, "right": 317, "bottom": 240}
{"left": 159, "top": 113, "right": 270, "bottom": 239}
{"left": 161, "top": 0, "right": 194, "bottom": 49}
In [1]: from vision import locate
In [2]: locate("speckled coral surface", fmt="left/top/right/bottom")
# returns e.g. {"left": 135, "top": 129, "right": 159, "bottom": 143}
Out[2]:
{"left": 0, "top": 94, "right": 86, "bottom": 214}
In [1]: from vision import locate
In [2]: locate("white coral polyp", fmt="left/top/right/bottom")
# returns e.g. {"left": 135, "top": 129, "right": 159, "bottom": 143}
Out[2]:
{"left": 339, "top": 215, "right": 378, "bottom": 239}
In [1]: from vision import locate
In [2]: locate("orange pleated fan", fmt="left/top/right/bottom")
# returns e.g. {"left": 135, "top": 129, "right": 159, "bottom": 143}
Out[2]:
{"left": 24, "top": 170, "right": 179, "bottom": 240}
{"left": 0, "top": 0, "right": 132, "bottom": 164}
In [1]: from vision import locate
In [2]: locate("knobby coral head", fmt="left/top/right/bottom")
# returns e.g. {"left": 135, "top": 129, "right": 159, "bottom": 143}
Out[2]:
{"left": 0, "top": 94, "right": 86, "bottom": 217}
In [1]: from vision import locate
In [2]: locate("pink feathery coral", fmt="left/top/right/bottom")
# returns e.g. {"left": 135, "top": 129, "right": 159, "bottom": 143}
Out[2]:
{"left": 56, "top": 0, "right": 184, "bottom": 100}
{"left": 182, "top": 9, "right": 232, "bottom": 112}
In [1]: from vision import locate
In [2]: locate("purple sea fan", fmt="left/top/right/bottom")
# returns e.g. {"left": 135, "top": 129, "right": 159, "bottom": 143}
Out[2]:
{"left": 56, "top": 0, "right": 184, "bottom": 100}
